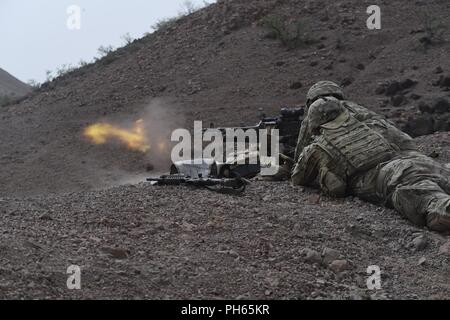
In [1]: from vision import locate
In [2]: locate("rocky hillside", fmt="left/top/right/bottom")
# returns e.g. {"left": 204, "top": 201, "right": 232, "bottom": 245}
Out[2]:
{"left": 0, "top": 0, "right": 449, "bottom": 300}
{"left": 1, "top": 0, "right": 449, "bottom": 196}
{"left": 0, "top": 68, "right": 31, "bottom": 101}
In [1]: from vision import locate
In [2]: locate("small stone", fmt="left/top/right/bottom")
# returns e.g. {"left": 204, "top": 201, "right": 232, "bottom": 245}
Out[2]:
{"left": 375, "top": 83, "right": 386, "bottom": 95}
{"left": 228, "top": 250, "right": 239, "bottom": 258}
{"left": 310, "top": 61, "right": 319, "bottom": 67}
{"left": 302, "top": 248, "right": 322, "bottom": 265}
{"left": 322, "top": 247, "right": 340, "bottom": 265}
{"left": 265, "top": 277, "right": 280, "bottom": 287}
{"left": 434, "top": 113, "right": 450, "bottom": 132}
{"left": 419, "top": 35, "right": 432, "bottom": 46}
{"left": 385, "top": 81, "right": 401, "bottom": 96}
{"left": 341, "top": 77, "right": 354, "bottom": 87}
{"left": 235, "top": 293, "right": 249, "bottom": 300}
{"left": 356, "top": 63, "right": 365, "bottom": 70}
{"left": 181, "top": 222, "right": 196, "bottom": 232}
{"left": 412, "top": 236, "right": 428, "bottom": 251}
{"left": 329, "top": 260, "right": 349, "bottom": 273}
{"left": 391, "top": 95, "right": 405, "bottom": 107}
{"left": 410, "top": 93, "right": 422, "bottom": 100}
{"left": 418, "top": 101, "right": 432, "bottom": 114}
{"left": 39, "top": 213, "right": 53, "bottom": 221}
{"left": 435, "top": 67, "right": 443, "bottom": 74}
{"left": 399, "top": 78, "right": 417, "bottom": 90}
{"left": 324, "top": 62, "right": 333, "bottom": 70}
{"left": 90, "top": 236, "right": 102, "bottom": 243}
{"left": 429, "top": 151, "right": 440, "bottom": 159}
{"left": 289, "top": 81, "right": 303, "bottom": 90}
{"left": 438, "top": 75, "right": 450, "bottom": 88}
{"left": 417, "top": 257, "right": 426, "bottom": 266}
{"left": 439, "top": 241, "right": 450, "bottom": 255}
{"left": 431, "top": 98, "right": 450, "bottom": 114}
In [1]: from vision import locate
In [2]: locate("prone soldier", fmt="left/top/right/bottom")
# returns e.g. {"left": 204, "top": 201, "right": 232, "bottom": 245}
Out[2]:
{"left": 292, "top": 81, "right": 450, "bottom": 231}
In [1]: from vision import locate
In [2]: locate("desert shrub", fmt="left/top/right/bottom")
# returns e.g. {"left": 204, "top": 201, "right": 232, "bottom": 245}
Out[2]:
{"left": 27, "top": 79, "right": 41, "bottom": 90}
{"left": 151, "top": 16, "right": 180, "bottom": 31}
{"left": 262, "top": 15, "right": 316, "bottom": 49}
{"left": 56, "top": 64, "right": 77, "bottom": 77}
{"left": 0, "top": 95, "right": 12, "bottom": 107}
{"left": 97, "top": 45, "right": 115, "bottom": 58}
{"left": 419, "top": 13, "right": 446, "bottom": 49}
{"left": 121, "top": 33, "right": 134, "bottom": 45}
{"left": 44, "top": 63, "right": 77, "bottom": 82}
{"left": 96, "top": 45, "right": 117, "bottom": 65}
{"left": 78, "top": 60, "right": 89, "bottom": 68}
{"left": 180, "top": 0, "right": 199, "bottom": 15}
{"left": 151, "top": 0, "right": 212, "bottom": 32}
{"left": 45, "top": 70, "right": 54, "bottom": 82}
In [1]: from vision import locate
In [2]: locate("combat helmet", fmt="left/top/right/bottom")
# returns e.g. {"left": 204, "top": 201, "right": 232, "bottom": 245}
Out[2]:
{"left": 306, "top": 81, "right": 345, "bottom": 107}
{"left": 307, "top": 98, "right": 346, "bottom": 133}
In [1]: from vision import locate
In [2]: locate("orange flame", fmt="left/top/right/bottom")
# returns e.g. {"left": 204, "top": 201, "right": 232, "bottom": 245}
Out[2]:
{"left": 83, "top": 119, "right": 150, "bottom": 153}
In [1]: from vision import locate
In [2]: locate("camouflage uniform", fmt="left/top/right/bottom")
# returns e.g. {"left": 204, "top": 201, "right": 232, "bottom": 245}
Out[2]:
{"left": 292, "top": 82, "right": 450, "bottom": 231}
{"left": 294, "top": 81, "right": 386, "bottom": 163}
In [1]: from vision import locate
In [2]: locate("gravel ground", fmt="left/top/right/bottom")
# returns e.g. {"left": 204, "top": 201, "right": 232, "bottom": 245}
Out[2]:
{"left": 1, "top": 134, "right": 449, "bottom": 300}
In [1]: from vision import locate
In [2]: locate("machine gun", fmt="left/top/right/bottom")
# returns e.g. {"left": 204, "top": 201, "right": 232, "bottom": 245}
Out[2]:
{"left": 207, "top": 107, "right": 305, "bottom": 160}
{"left": 147, "top": 174, "right": 250, "bottom": 194}
{"left": 172, "top": 107, "right": 305, "bottom": 180}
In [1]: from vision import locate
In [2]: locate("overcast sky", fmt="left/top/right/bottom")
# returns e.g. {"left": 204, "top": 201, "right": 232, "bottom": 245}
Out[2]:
{"left": 0, "top": 0, "right": 213, "bottom": 83}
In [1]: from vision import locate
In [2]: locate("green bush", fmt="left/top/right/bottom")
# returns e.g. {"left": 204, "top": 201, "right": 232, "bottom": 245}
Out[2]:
{"left": 121, "top": 33, "right": 134, "bottom": 45}
{"left": 262, "top": 16, "right": 316, "bottom": 49}
{"left": 0, "top": 95, "right": 12, "bottom": 107}
{"left": 151, "top": 16, "right": 181, "bottom": 32}
{"left": 97, "top": 45, "right": 115, "bottom": 58}
{"left": 56, "top": 64, "right": 76, "bottom": 77}
{"left": 420, "top": 13, "right": 446, "bottom": 49}
{"left": 96, "top": 45, "right": 117, "bottom": 65}
{"left": 27, "top": 79, "right": 41, "bottom": 90}
{"left": 151, "top": 0, "right": 212, "bottom": 32}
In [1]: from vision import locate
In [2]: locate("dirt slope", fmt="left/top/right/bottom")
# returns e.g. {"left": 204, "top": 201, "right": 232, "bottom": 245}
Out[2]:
{"left": 0, "top": 68, "right": 31, "bottom": 98}
{"left": 0, "top": 0, "right": 449, "bottom": 300}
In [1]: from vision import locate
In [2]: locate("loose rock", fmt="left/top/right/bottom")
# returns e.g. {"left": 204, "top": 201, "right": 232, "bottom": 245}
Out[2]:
{"left": 329, "top": 260, "right": 349, "bottom": 273}
{"left": 431, "top": 98, "right": 450, "bottom": 114}
{"left": 439, "top": 242, "right": 450, "bottom": 255}
{"left": 412, "top": 236, "right": 428, "bottom": 251}
{"left": 322, "top": 247, "right": 340, "bottom": 265}
{"left": 302, "top": 248, "right": 322, "bottom": 265}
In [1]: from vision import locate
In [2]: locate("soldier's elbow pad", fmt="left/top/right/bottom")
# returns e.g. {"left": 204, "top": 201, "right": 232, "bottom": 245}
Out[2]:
{"left": 321, "top": 170, "right": 347, "bottom": 197}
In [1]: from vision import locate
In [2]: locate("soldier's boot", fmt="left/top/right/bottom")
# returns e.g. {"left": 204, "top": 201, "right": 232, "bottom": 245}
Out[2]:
{"left": 391, "top": 180, "right": 448, "bottom": 228}
{"left": 426, "top": 196, "right": 450, "bottom": 232}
